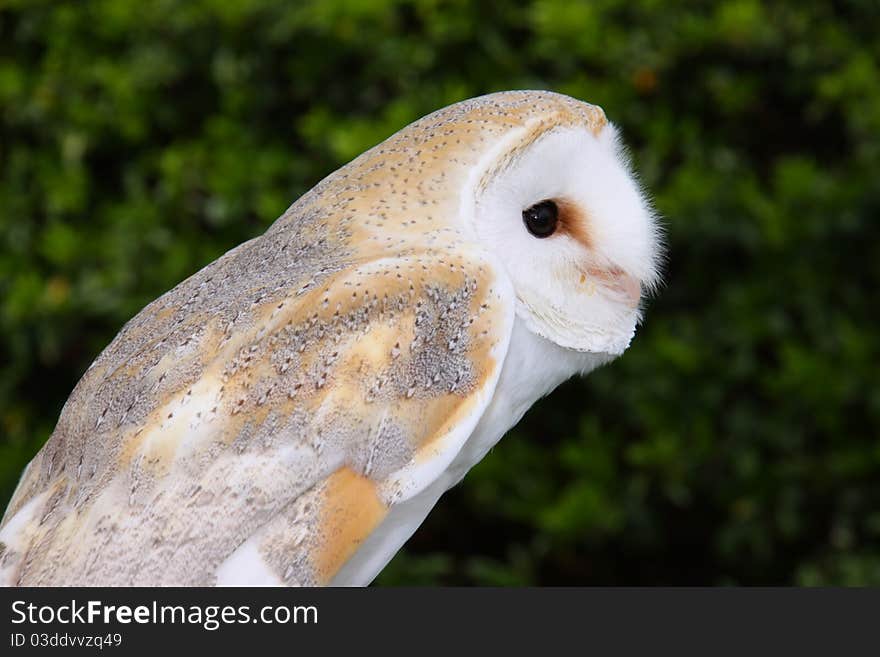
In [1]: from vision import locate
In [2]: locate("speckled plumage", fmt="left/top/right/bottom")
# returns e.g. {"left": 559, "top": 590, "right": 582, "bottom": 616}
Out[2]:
{"left": 0, "top": 91, "right": 660, "bottom": 586}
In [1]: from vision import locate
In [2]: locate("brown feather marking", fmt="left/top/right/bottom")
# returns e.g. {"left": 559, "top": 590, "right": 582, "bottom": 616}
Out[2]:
{"left": 556, "top": 197, "right": 593, "bottom": 250}
{"left": 313, "top": 467, "right": 387, "bottom": 584}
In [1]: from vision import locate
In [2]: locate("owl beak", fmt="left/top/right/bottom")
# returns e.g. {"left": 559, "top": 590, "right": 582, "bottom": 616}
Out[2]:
{"left": 619, "top": 272, "right": 642, "bottom": 308}
{"left": 581, "top": 266, "right": 641, "bottom": 308}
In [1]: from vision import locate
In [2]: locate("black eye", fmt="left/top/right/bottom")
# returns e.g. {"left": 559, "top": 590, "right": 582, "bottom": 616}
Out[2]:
{"left": 522, "top": 200, "right": 558, "bottom": 238}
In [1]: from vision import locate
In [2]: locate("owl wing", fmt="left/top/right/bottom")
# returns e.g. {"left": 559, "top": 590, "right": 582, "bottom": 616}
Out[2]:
{"left": 0, "top": 244, "right": 514, "bottom": 586}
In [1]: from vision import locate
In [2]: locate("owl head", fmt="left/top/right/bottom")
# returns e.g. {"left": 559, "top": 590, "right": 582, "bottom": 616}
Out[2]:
{"left": 458, "top": 94, "right": 662, "bottom": 356}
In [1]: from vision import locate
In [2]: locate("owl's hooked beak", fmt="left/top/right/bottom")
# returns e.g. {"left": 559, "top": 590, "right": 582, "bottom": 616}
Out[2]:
{"left": 617, "top": 271, "right": 642, "bottom": 308}
{"left": 579, "top": 265, "right": 642, "bottom": 309}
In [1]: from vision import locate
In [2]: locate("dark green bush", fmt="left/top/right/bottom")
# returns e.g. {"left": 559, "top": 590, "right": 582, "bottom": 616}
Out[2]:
{"left": 1, "top": 0, "right": 878, "bottom": 584}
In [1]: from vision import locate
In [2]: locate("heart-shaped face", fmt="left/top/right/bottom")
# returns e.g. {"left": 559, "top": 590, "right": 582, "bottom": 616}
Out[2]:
{"left": 464, "top": 111, "right": 662, "bottom": 355}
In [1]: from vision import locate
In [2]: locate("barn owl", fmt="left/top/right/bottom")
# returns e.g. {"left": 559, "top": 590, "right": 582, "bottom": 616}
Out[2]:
{"left": 0, "top": 91, "right": 661, "bottom": 586}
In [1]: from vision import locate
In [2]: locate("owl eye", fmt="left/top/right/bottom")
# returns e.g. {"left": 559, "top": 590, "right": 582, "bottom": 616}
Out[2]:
{"left": 522, "top": 200, "right": 558, "bottom": 238}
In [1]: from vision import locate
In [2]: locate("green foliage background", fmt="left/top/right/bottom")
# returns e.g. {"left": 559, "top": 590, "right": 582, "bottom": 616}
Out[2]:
{"left": 1, "top": 0, "right": 878, "bottom": 585}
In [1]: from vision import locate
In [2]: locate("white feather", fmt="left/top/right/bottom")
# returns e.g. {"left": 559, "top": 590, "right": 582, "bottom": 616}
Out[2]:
{"left": 463, "top": 122, "right": 661, "bottom": 354}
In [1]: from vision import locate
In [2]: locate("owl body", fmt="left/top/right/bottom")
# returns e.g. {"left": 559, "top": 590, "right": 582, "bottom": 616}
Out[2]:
{"left": 0, "top": 91, "right": 660, "bottom": 586}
